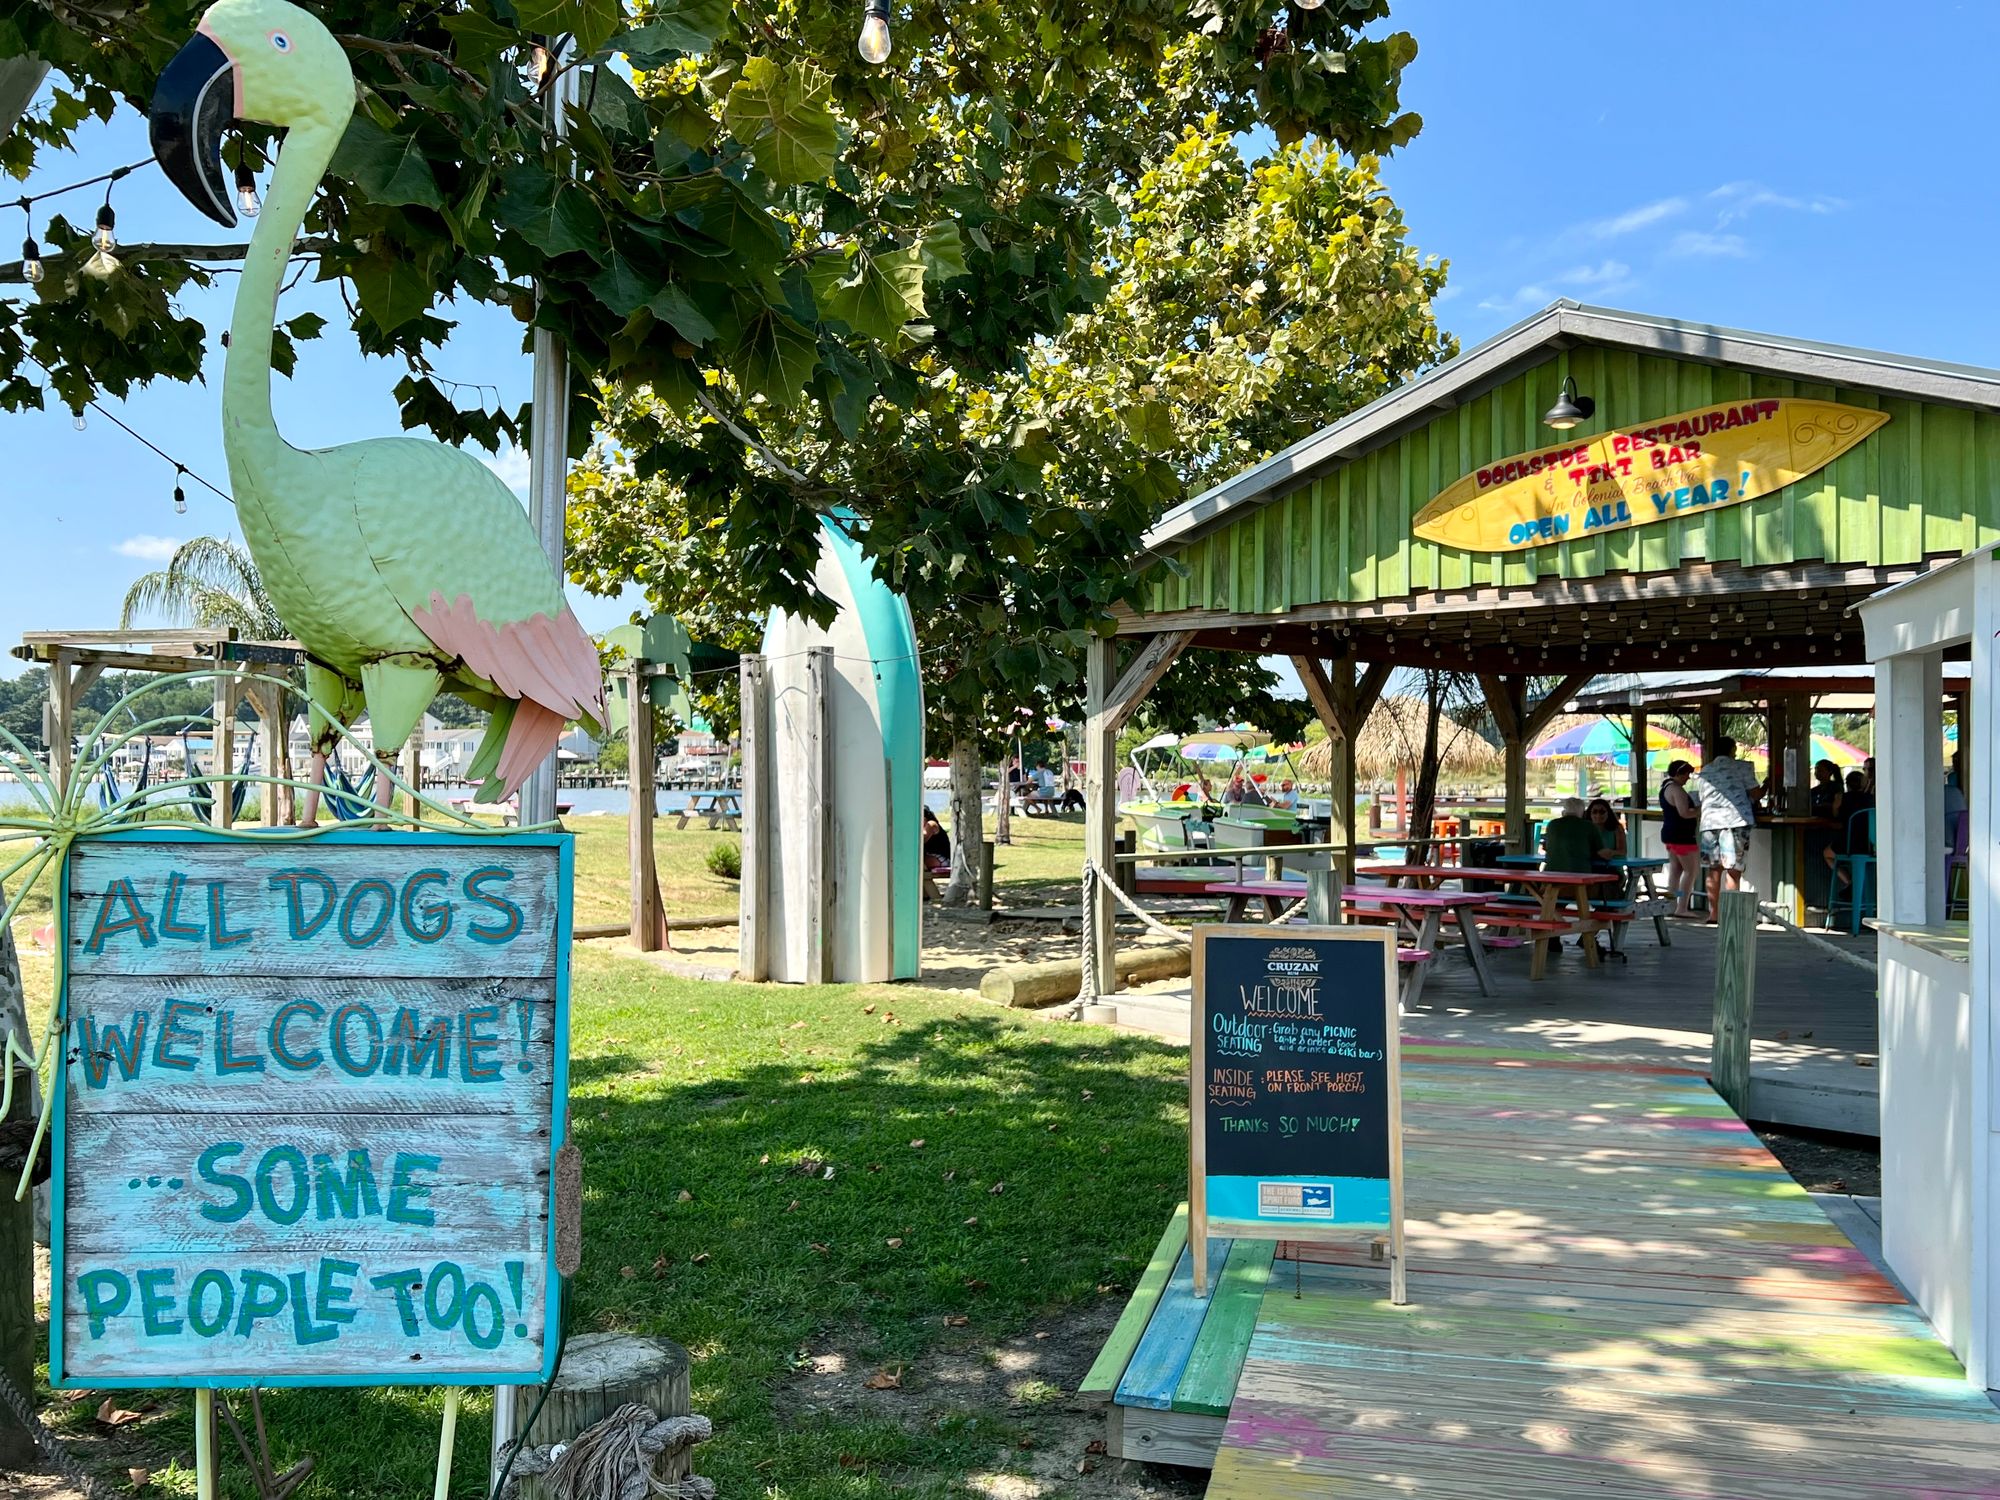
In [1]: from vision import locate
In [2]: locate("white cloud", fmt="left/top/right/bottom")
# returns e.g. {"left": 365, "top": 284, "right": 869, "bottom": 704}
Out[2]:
{"left": 1587, "top": 197, "right": 1687, "bottom": 238}
{"left": 481, "top": 443, "right": 532, "bottom": 494}
{"left": 1668, "top": 230, "right": 1749, "bottom": 259}
{"left": 1478, "top": 259, "right": 1633, "bottom": 315}
{"left": 114, "top": 535, "right": 186, "bottom": 562}
{"left": 1709, "top": 182, "right": 1844, "bottom": 226}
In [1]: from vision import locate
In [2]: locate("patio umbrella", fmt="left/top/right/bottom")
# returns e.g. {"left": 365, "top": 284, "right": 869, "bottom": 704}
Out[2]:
{"left": 1750, "top": 733, "right": 1869, "bottom": 768}
{"left": 1179, "top": 726, "right": 1269, "bottom": 762}
{"left": 1527, "top": 717, "right": 1691, "bottom": 760}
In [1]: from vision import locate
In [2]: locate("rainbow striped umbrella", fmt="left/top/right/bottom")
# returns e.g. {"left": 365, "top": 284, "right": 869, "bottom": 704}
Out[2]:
{"left": 1528, "top": 718, "right": 1693, "bottom": 760}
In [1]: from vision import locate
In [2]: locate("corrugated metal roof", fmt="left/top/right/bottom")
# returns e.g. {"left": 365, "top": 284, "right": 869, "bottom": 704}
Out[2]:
{"left": 1143, "top": 300, "right": 2000, "bottom": 554}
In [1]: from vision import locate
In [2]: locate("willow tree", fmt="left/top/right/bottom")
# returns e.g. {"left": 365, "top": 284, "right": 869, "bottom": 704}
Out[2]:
{"left": 568, "top": 130, "right": 1452, "bottom": 899}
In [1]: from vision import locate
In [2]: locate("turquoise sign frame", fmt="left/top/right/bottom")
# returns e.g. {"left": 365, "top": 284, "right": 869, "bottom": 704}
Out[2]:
{"left": 49, "top": 826, "right": 572, "bottom": 1389}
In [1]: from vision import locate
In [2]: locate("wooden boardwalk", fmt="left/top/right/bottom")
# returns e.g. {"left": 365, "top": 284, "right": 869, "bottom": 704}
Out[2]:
{"left": 1087, "top": 1039, "right": 2000, "bottom": 1496}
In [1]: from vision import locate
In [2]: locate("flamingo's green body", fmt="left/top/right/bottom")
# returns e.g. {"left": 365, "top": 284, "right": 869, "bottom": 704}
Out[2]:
{"left": 153, "top": 0, "right": 605, "bottom": 807}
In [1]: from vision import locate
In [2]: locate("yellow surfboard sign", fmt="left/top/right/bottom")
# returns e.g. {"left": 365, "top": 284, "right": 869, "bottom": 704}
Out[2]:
{"left": 1411, "top": 398, "right": 1889, "bottom": 553}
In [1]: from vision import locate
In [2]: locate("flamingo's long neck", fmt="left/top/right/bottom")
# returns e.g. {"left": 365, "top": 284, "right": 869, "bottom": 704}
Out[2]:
{"left": 222, "top": 113, "right": 341, "bottom": 462}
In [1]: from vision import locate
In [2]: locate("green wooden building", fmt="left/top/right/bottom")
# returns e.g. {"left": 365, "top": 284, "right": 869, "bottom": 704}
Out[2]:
{"left": 1081, "top": 301, "right": 2000, "bottom": 988}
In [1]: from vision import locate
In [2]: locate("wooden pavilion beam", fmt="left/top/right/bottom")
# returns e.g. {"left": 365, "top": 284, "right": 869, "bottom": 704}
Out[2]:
{"left": 1292, "top": 655, "right": 1388, "bottom": 886}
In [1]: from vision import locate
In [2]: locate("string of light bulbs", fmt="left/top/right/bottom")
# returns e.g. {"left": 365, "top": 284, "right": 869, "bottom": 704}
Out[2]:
{"left": 20, "top": 355, "right": 232, "bottom": 514}
{"left": 13, "top": 150, "right": 261, "bottom": 285}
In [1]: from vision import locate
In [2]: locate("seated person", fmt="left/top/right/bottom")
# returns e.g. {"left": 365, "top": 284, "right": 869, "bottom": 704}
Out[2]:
{"left": 1267, "top": 779, "right": 1299, "bottom": 810}
{"left": 1542, "top": 797, "right": 1612, "bottom": 956}
{"left": 921, "top": 808, "right": 951, "bottom": 873}
{"left": 1823, "top": 770, "right": 1875, "bottom": 884}
{"left": 1585, "top": 798, "right": 1627, "bottom": 871}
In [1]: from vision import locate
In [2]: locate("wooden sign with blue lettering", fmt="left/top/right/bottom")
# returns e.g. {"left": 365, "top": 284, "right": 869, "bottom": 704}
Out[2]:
{"left": 51, "top": 828, "right": 571, "bottom": 1388}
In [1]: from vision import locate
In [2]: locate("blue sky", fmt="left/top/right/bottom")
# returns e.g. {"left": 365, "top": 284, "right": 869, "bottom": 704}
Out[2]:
{"left": 4, "top": 1, "right": 1997, "bottom": 678}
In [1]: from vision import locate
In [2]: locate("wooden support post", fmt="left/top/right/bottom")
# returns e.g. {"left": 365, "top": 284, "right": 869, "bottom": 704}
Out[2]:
{"left": 47, "top": 647, "right": 75, "bottom": 799}
{"left": 401, "top": 735, "right": 424, "bottom": 830}
{"left": 1305, "top": 868, "right": 1339, "bottom": 925}
{"left": 737, "top": 655, "right": 770, "bottom": 982}
{"left": 1710, "top": 889, "right": 1759, "bottom": 1116}
{"left": 1878, "top": 651, "right": 1945, "bottom": 926}
{"left": 0, "top": 921, "right": 34, "bottom": 1471}
{"left": 1700, "top": 701, "right": 1721, "bottom": 758}
{"left": 1084, "top": 636, "right": 1120, "bottom": 999}
{"left": 505, "top": 1334, "right": 700, "bottom": 1500}
{"left": 1082, "top": 630, "right": 1192, "bottom": 1002}
{"left": 1296, "top": 655, "right": 1386, "bottom": 887}
{"left": 213, "top": 667, "right": 237, "bottom": 830}
{"left": 1479, "top": 675, "right": 1529, "bottom": 851}
{"left": 977, "top": 839, "right": 995, "bottom": 911}
{"left": 254, "top": 681, "right": 288, "bottom": 826}
{"left": 626, "top": 665, "right": 663, "bottom": 953}
{"left": 1114, "top": 830, "right": 1135, "bottom": 897}
{"left": 1629, "top": 707, "right": 1649, "bottom": 818}
{"left": 803, "top": 646, "right": 834, "bottom": 985}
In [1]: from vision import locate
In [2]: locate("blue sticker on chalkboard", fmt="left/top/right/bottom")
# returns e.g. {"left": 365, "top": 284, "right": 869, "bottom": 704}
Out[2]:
{"left": 1198, "top": 930, "right": 1394, "bottom": 1233}
{"left": 50, "top": 828, "right": 572, "bottom": 1390}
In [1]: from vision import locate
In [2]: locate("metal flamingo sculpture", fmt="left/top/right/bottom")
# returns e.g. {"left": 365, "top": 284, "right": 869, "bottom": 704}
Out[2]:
{"left": 149, "top": 0, "right": 605, "bottom": 821}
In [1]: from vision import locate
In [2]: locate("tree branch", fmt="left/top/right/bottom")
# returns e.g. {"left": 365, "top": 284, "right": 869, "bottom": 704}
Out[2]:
{"left": 692, "top": 388, "right": 826, "bottom": 495}
{"left": 0, "top": 239, "right": 330, "bottom": 283}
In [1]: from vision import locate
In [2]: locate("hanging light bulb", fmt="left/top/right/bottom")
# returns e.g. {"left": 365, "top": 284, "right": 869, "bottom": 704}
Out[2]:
{"left": 73, "top": 411, "right": 87, "bottom": 431}
{"left": 173, "top": 465, "right": 188, "bottom": 514}
{"left": 235, "top": 162, "right": 262, "bottom": 219}
{"left": 20, "top": 234, "right": 42, "bottom": 285}
{"left": 858, "top": 0, "right": 892, "bottom": 64}
{"left": 84, "top": 201, "right": 119, "bottom": 278}
{"left": 1297, "top": 0, "right": 1325, "bottom": 9}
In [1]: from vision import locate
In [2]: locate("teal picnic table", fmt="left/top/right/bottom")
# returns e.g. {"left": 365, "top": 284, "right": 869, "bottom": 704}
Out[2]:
{"left": 1604, "top": 855, "right": 1672, "bottom": 948}
{"left": 678, "top": 788, "right": 742, "bottom": 830}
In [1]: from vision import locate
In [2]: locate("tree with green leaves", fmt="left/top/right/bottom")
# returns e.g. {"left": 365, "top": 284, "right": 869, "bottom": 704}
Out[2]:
{"left": 4, "top": 0, "right": 1418, "bottom": 481}
{"left": 118, "top": 535, "right": 284, "bottom": 639}
{"left": 568, "top": 127, "right": 1452, "bottom": 899}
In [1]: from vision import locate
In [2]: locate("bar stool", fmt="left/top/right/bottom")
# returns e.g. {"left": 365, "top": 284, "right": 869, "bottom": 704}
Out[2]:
{"left": 1825, "top": 809, "right": 1877, "bottom": 935}
{"left": 1945, "top": 810, "right": 1970, "bottom": 919}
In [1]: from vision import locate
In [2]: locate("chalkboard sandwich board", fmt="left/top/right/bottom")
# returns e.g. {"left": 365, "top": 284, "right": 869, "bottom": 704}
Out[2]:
{"left": 51, "top": 827, "right": 571, "bottom": 1389}
{"left": 1189, "top": 924, "right": 1404, "bottom": 1302}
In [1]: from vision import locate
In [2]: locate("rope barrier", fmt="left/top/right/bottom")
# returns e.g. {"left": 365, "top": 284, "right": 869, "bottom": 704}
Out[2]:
{"left": 1754, "top": 900, "right": 1880, "bottom": 975}
{"left": 1073, "top": 860, "right": 1310, "bottom": 1015}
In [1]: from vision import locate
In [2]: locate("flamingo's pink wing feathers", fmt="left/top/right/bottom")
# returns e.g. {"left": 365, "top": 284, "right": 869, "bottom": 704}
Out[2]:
{"left": 409, "top": 592, "right": 607, "bottom": 797}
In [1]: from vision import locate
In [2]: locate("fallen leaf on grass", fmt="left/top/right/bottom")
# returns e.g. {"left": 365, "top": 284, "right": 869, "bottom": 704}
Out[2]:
{"left": 886, "top": 1237, "right": 904, "bottom": 1249}
{"left": 789, "top": 1158, "right": 827, "bottom": 1177}
{"left": 786, "top": 1199, "right": 800, "bottom": 1213}
{"left": 839, "top": 1453, "right": 865, "bottom": 1469}
{"left": 620, "top": 1265, "right": 636, "bottom": 1279}
{"left": 652, "top": 1256, "right": 670, "bottom": 1277}
{"left": 677, "top": 1189, "right": 693, "bottom": 1202}
{"left": 759, "top": 1153, "right": 771, "bottom": 1165}
{"left": 989, "top": 1181, "right": 1006, "bottom": 1195}
{"left": 1034, "top": 1330, "right": 1049, "bottom": 1339}
{"left": 863, "top": 1004, "right": 877, "bottom": 1014}
{"left": 1080, "top": 1090, "right": 1094, "bottom": 1101}
{"left": 128, "top": 1468, "right": 151, "bottom": 1490}
{"left": 943, "top": 1170, "right": 956, "bottom": 1183}
{"left": 1016, "top": 1437, "right": 1034, "bottom": 1451}
{"left": 945, "top": 1105, "right": 957, "bottom": 1115}
{"left": 1084, "top": 1439, "right": 1107, "bottom": 1455}
{"left": 1047, "top": 1123, "right": 1061, "bottom": 1133}
{"left": 1077, "top": 1458, "right": 1097, "bottom": 1475}
{"left": 789, "top": 1020, "right": 807, "bottom": 1029}
{"left": 867, "top": 1163, "right": 883, "bottom": 1173}
{"left": 810, "top": 1242, "right": 831, "bottom": 1254}
{"left": 963, "top": 1277, "right": 989, "bottom": 1291}
{"left": 963, "top": 1216, "right": 979, "bottom": 1227}
{"left": 690, "top": 1251, "right": 711, "bottom": 1265}
{"left": 943, "top": 1314, "right": 969, "bottom": 1327}
{"left": 909, "top": 1138, "right": 926, "bottom": 1149}
{"left": 59, "top": 1389, "right": 95, "bottom": 1403}
{"left": 95, "top": 1398, "right": 142, "bottom": 1427}
{"left": 863, "top": 1367, "right": 903, "bottom": 1391}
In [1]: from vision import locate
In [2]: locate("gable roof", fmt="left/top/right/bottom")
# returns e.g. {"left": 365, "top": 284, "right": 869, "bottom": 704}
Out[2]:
{"left": 1143, "top": 300, "right": 2000, "bottom": 555}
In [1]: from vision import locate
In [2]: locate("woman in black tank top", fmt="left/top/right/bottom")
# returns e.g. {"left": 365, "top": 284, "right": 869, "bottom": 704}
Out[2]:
{"left": 1659, "top": 760, "right": 1700, "bottom": 918}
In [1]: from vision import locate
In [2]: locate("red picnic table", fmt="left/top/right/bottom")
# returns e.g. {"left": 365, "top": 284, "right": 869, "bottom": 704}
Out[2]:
{"left": 1357, "top": 864, "right": 1622, "bottom": 980}
{"left": 1341, "top": 886, "right": 1497, "bottom": 1003}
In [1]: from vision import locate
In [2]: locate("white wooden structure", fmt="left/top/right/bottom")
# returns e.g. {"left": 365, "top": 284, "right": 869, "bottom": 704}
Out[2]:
{"left": 1858, "top": 549, "right": 1991, "bottom": 1389}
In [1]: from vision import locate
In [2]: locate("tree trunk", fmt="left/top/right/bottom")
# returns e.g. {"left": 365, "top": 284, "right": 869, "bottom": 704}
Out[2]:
{"left": 993, "top": 741, "right": 1013, "bottom": 846}
{"left": 939, "top": 735, "right": 983, "bottom": 905}
{"left": 0, "top": 900, "right": 36, "bottom": 1469}
{"left": 1408, "top": 678, "right": 1446, "bottom": 869}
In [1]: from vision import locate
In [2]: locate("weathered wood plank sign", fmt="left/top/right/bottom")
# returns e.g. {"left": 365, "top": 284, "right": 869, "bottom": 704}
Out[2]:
{"left": 1188, "top": 925, "right": 1404, "bottom": 1302}
{"left": 52, "top": 829, "right": 570, "bottom": 1388}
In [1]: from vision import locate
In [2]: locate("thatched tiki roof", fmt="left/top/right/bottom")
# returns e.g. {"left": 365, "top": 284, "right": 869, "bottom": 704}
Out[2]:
{"left": 1296, "top": 696, "right": 1503, "bottom": 782}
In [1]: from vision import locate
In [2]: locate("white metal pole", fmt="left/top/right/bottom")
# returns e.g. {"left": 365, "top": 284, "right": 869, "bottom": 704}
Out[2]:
{"left": 495, "top": 48, "right": 574, "bottom": 1488}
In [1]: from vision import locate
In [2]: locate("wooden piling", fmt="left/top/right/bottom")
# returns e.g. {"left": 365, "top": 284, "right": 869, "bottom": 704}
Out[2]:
{"left": 1711, "top": 889, "right": 1759, "bottom": 1115}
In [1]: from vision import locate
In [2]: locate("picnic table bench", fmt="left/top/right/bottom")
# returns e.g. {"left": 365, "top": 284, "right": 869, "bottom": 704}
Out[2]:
{"left": 676, "top": 788, "right": 742, "bottom": 831}
{"left": 1359, "top": 864, "right": 1621, "bottom": 979}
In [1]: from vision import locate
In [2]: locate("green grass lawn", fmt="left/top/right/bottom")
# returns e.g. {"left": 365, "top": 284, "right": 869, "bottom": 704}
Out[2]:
{"left": 34, "top": 943, "right": 1187, "bottom": 1498}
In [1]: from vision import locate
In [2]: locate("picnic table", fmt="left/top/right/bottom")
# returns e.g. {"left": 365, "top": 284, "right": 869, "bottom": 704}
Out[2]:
{"left": 1341, "top": 885, "right": 1496, "bottom": 1005}
{"left": 1202, "top": 878, "right": 1308, "bottom": 922}
{"left": 1358, "top": 864, "right": 1621, "bottom": 979}
{"left": 1604, "top": 855, "right": 1672, "bottom": 948}
{"left": 676, "top": 788, "right": 742, "bottom": 831}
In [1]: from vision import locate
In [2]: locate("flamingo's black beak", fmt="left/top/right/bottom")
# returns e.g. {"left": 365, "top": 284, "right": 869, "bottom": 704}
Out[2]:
{"left": 149, "top": 30, "right": 237, "bottom": 228}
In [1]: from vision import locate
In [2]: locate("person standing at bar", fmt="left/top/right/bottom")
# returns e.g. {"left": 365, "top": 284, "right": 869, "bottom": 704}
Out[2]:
{"left": 1695, "top": 736, "right": 1763, "bottom": 924}
{"left": 1659, "top": 759, "right": 1701, "bottom": 918}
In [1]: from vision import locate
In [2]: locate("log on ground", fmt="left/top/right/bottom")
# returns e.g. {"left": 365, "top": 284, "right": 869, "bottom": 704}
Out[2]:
{"left": 980, "top": 945, "right": 1190, "bottom": 1008}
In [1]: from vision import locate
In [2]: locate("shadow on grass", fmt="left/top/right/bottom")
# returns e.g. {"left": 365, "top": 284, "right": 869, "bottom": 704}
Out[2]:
{"left": 39, "top": 966, "right": 1190, "bottom": 1499}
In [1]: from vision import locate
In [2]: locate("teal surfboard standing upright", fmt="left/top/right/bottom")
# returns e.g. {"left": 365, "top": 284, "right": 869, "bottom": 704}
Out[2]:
{"left": 753, "top": 515, "right": 922, "bottom": 982}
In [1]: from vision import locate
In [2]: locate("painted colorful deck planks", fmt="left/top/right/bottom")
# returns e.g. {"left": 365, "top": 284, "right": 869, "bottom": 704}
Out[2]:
{"left": 1078, "top": 1204, "right": 1188, "bottom": 1401}
{"left": 1114, "top": 1237, "right": 1233, "bottom": 1410}
{"left": 1190, "top": 1039, "right": 2000, "bottom": 1498}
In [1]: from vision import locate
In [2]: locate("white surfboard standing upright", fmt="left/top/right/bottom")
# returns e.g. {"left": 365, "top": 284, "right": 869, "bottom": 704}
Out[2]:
{"left": 740, "top": 515, "right": 923, "bottom": 983}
